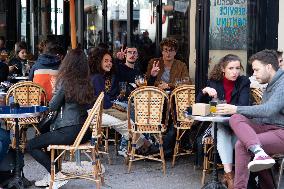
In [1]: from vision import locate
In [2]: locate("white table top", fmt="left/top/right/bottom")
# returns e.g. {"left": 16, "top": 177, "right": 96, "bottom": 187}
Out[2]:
{"left": 186, "top": 115, "right": 230, "bottom": 123}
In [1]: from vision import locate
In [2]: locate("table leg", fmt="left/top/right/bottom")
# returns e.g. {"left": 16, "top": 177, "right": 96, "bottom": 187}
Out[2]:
{"left": 7, "top": 118, "right": 24, "bottom": 189}
{"left": 201, "top": 122, "right": 226, "bottom": 189}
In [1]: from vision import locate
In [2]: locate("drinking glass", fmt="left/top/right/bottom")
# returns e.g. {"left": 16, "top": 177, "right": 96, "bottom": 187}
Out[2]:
{"left": 119, "top": 82, "right": 127, "bottom": 97}
{"left": 135, "top": 75, "right": 147, "bottom": 87}
{"left": 209, "top": 98, "right": 218, "bottom": 115}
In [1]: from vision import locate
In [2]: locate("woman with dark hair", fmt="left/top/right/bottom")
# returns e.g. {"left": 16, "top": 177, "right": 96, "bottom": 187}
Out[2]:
{"left": 196, "top": 54, "right": 250, "bottom": 189}
{"left": 8, "top": 41, "right": 28, "bottom": 76}
{"left": 89, "top": 47, "right": 141, "bottom": 157}
{"left": 26, "top": 49, "right": 94, "bottom": 188}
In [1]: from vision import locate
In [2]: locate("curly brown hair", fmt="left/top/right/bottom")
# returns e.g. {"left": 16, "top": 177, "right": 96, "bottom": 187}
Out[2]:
{"left": 160, "top": 38, "right": 178, "bottom": 51}
{"left": 88, "top": 47, "right": 113, "bottom": 75}
{"left": 56, "top": 48, "right": 94, "bottom": 105}
{"left": 209, "top": 54, "right": 243, "bottom": 81}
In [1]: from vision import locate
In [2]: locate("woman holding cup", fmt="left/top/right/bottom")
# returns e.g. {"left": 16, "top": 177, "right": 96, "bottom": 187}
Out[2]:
{"left": 196, "top": 54, "right": 250, "bottom": 189}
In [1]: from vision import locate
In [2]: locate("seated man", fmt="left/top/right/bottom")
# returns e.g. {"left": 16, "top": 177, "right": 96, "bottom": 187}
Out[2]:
{"left": 29, "top": 38, "right": 64, "bottom": 101}
{"left": 146, "top": 38, "right": 191, "bottom": 90}
{"left": 217, "top": 49, "right": 284, "bottom": 189}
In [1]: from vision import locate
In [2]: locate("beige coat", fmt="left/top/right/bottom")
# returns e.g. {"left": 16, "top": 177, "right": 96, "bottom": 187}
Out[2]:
{"left": 146, "top": 58, "right": 191, "bottom": 88}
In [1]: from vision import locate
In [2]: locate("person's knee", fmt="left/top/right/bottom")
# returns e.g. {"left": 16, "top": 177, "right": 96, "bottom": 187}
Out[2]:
{"left": 229, "top": 114, "right": 245, "bottom": 128}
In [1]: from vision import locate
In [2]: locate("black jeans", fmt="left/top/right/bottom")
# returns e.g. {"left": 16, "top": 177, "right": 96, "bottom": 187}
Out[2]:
{"left": 26, "top": 125, "right": 85, "bottom": 173}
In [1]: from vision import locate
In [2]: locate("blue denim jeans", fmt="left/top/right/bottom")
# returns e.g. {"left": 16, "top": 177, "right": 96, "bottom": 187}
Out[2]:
{"left": 0, "top": 128, "right": 10, "bottom": 162}
{"left": 211, "top": 122, "right": 237, "bottom": 164}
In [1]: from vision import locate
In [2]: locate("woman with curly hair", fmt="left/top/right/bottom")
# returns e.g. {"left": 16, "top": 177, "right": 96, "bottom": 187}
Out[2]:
{"left": 26, "top": 49, "right": 94, "bottom": 188}
{"left": 89, "top": 47, "right": 134, "bottom": 156}
{"left": 196, "top": 54, "right": 250, "bottom": 189}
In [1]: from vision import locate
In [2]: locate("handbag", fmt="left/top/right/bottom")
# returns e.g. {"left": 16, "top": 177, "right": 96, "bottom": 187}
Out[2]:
{"left": 37, "top": 111, "right": 58, "bottom": 134}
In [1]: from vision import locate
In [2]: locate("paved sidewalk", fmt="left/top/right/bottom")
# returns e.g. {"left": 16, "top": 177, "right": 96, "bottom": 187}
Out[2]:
{"left": 23, "top": 148, "right": 203, "bottom": 189}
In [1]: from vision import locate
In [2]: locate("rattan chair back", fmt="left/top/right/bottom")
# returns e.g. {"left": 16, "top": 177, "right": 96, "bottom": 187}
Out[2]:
{"left": 251, "top": 88, "right": 263, "bottom": 105}
{"left": 170, "top": 84, "right": 195, "bottom": 129}
{"left": 6, "top": 81, "right": 47, "bottom": 106}
{"left": 127, "top": 86, "right": 169, "bottom": 133}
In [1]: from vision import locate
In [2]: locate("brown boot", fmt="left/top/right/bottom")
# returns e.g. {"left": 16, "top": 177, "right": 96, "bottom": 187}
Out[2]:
{"left": 221, "top": 171, "right": 234, "bottom": 189}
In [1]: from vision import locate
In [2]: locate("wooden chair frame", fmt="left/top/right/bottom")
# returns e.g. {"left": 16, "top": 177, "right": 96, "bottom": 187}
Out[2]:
{"left": 169, "top": 84, "right": 195, "bottom": 167}
{"left": 5, "top": 81, "right": 47, "bottom": 149}
{"left": 47, "top": 92, "right": 104, "bottom": 189}
{"left": 127, "top": 86, "right": 169, "bottom": 174}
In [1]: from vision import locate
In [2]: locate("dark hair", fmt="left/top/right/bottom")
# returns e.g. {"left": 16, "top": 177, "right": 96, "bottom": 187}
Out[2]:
{"left": 160, "top": 38, "right": 178, "bottom": 51}
{"left": 209, "top": 54, "right": 243, "bottom": 81}
{"left": 38, "top": 40, "right": 46, "bottom": 54}
{"left": 15, "top": 41, "right": 27, "bottom": 55}
{"left": 88, "top": 47, "right": 113, "bottom": 74}
{"left": 249, "top": 49, "right": 279, "bottom": 71}
{"left": 56, "top": 48, "right": 94, "bottom": 105}
{"left": 276, "top": 50, "right": 283, "bottom": 58}
{"left": 44, "top": 37, "right": 62, "bottom": 56}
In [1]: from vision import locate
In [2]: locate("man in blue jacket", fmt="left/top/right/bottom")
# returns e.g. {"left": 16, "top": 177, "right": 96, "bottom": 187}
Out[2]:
{"left": 29, "top": 39, "right": 64, "bottom": 101}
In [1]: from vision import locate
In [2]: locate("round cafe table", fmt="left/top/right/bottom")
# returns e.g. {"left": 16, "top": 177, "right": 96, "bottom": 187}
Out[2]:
{"left": 184, "top": 113, "right": 230, "bottom": 189}
{"left": 0, "top": 105, "right": 48, "bottom": 189}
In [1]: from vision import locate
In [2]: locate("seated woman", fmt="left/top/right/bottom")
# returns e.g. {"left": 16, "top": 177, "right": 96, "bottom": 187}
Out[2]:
{"left": 196, "top": 54, "right": 250, "bottom": 189}
{"left": 26, "top": 49, "right": 94, "bottom": 188}
{"left": 146, "top": 38, "right": 191, "bottom": 90}
{"left": 8, "top": 41, "right": 28, "bottom": 77}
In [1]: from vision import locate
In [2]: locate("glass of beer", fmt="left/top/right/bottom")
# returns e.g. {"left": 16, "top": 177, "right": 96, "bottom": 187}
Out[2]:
{"left": 135, "top": 75, "right": 147, "bottom": 87}
{"left": 209, "top": 98, "right": 218, "bottom": 115}
{"left": 119, "top": 82, "right": 127, "bottom": 97}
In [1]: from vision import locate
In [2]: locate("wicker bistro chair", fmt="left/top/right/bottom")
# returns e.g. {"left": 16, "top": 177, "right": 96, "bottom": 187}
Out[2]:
{"left": 5, "top": 81, "right": 47, "bottom": 149}
{"left": 170, "top": 84, "right": 195, "bottom": 167}
{"left": 127, "top": 86, "right": 169, "bottom": 174}
{"left": 47, "top": 92, "right": 105, "bottom": 189}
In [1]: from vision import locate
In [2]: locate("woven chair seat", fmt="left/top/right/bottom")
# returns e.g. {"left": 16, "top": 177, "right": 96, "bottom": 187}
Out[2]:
{"left": 48, "top": 142, "right": 96, "bottom": 151}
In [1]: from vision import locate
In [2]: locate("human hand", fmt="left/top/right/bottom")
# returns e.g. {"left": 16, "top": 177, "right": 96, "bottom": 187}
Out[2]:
{"left": 158, "top": 81, "right": 169, "bottom": 90}
{"left": 216, "top": 104, "right": 237, "bottom": 115}
{"left": 116, "top": 45, "right": 126, "bottom": 60}
{"left": 150, "top": 61, "right": 160, "bottom": 77}
{"left": 9, "top": 65, "right": 18, "bottom": 72}
{"left": 202, "top": 87, "right": 217, "bottom": 98}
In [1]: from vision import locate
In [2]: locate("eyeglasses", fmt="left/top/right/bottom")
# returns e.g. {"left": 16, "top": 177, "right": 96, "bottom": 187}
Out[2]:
{"left": 127, "top": 51, "right": 138, "bottom": 55}
{"left": 162, "top": 48, "right": 175, "bottom": 53}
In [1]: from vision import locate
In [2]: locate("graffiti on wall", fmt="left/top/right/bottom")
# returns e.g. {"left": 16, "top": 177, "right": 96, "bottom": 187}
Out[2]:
{"left": 209, "top": 0, "right": 247, "bottom": 50}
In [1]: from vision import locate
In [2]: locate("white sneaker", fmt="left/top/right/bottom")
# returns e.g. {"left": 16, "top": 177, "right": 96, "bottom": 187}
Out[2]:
{"left": 35, "top": 173, "right": 50, "bottom": 187}
{"left": 47, "top": 172, "right": 68, "bottom": 189}
{"left": 118, "top": 148, "right": 127, "bottom": 158}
